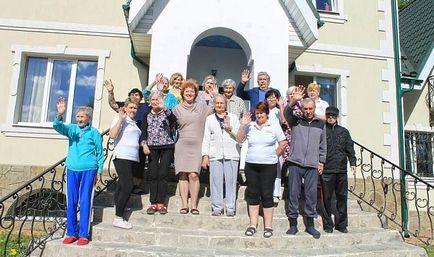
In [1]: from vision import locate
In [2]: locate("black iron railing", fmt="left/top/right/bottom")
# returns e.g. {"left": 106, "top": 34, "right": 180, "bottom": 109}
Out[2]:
{"left": 0, "top": 129, "right": 116, "bottom": 257}
{"left": 350, "top": 141, "right": 434, "bottom": 245}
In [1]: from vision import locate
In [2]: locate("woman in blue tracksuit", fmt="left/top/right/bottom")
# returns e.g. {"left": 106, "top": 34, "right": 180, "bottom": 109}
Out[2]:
{"left": 53, "top": 97, "right": 103, "bottom": 246}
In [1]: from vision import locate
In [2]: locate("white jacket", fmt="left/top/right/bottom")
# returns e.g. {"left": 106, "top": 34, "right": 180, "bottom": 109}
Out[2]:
{"left": 202, "top": 113, "right": 241, "bottom": 161}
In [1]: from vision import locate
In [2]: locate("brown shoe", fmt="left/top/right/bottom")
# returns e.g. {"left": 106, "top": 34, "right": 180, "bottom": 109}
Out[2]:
{"left": 157, "top": 204, "right": 168, "bottom": 215}
{"left": 146, "top": 204, "right": 158, "bottom": 215}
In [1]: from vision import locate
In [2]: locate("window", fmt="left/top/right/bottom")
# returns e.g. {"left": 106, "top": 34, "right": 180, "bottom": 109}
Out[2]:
{"left": 405, "top": 131, "right": 434, "bottom": 177}
{"left": 295, "top": 75, "right": 337, "bottom": 107}
{"left": 19, "top": 57, "right": 97, "bottom": 125}
{"left": 315, "top": 0, "right": 336, "bottom": 12}
{"left": 4, "top": 45, "right": 109, "bottom": 138}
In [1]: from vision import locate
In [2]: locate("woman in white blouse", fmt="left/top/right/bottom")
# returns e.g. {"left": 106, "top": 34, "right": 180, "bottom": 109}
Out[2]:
{"left": 202, "top": 95, "right": 240, "bottom": 216}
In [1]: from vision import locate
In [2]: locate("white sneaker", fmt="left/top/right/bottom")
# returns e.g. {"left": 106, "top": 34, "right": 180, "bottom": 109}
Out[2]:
{"left": 113, "top": 218, "right": 133, "bottom": 229}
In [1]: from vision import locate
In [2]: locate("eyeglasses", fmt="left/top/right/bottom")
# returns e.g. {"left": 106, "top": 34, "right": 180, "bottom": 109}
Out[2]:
{"left": 326, "top": 114, "right": 337, "bottom": 119}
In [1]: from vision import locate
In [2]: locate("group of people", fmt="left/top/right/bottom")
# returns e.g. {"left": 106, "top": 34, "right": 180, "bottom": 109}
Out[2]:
{"left": 54, "top": 68, "right": 356, "bottom": 246}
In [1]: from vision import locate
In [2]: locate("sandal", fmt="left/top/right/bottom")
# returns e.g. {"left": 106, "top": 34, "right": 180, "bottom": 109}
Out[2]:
{"left": 179, "top": 208, "right": 189, "bottom": 214}
{"left": 244, "top": 225, "right": 257, "bottom": 236}
{"left": 190, "top": 209, "right": 200, "bottom": 215}
{"left": 263, "top": 227, "right": 273, "bottom": 238}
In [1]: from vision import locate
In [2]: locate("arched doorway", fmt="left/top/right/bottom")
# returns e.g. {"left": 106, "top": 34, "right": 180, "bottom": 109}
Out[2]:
{"left": 187, "top": 27, "right": 252, "bottom": 89}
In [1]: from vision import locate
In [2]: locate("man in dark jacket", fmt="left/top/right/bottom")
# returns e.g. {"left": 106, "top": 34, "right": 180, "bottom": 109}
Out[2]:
{"left": 236, "top": 69, "right": 280, "bottom": 119}
{"left": 320, "top": 106, "right": 356, "bottom": 234}
{"left": 284, "top": 86, "right": 326, "bottom": 239}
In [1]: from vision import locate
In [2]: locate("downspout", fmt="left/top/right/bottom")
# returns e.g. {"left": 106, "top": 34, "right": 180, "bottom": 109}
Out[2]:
{"left": 391, "top": 0, "right": 408, "bottom": 237}
{"left": 122, "top": 1, "right": 150, "bottom": 82}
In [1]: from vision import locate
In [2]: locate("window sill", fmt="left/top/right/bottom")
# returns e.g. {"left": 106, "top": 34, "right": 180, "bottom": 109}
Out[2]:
{"left": 318, "top": 12, "right": 348, "bottom": 24}
{"left": 1, "top": 124, "right": 66, "bottom": 139}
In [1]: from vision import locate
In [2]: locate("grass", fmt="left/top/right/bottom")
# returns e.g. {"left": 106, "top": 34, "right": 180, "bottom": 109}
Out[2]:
{"left": 0, "top": 232, "right": 32, "bottom": 257}
{"left": 426, "top": 245, "right": 434, "bottom": 257}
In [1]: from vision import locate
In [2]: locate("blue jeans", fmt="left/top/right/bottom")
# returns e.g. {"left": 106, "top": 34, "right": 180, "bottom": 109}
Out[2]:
{"left": 209, "top": 159, "right": 239, "bottom": 213}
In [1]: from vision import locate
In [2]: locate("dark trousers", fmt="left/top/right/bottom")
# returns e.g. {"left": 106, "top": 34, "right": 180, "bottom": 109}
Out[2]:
{"left": 320, "top": 173, "right": 348, "bottom": 230}
{"left": 244, "top": 162, "right": 277, "bottom": 208}
{"left": 287, "top": 163, "right": 318, "bottom": 218}
{"left": 149, "top": 148, "right": 174, "bottom": 204}
{"left": 113, "top": 159, "right": 137, "bottom": 217}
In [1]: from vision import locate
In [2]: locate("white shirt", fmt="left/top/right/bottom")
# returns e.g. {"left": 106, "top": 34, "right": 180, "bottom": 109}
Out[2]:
{"left": 315, "top": 98, "right": 329, "bottom": 116}
{"left": 111, "top": 116, "right": 141, "bottom": 162}
{"left": 244, "top": 121, "right": 286, "bottom": 164}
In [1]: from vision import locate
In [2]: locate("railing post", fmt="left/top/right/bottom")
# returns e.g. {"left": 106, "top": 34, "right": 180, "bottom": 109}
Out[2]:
{"left": 391, "top": 0, "right": 408, "bottom": 237}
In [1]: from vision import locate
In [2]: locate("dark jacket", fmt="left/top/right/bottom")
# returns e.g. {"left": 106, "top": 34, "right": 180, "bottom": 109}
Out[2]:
{"left": 284, "top": 105, "right": 327, "bottom": 169}
{"left": 236, "top": 82, "right": 280, "bottom": 118}
{"left": 323, "top": 122, "right": 356, "bottom": 173}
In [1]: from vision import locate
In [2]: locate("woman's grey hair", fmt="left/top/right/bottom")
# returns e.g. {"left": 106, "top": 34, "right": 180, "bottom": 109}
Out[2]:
{"left": 76, "top": 106, "right": 93, "bottom": 118}
{"left": 202, "top": 75, "right": 217, "bottom": 86}
{"left": 213, "top": 94, "right": 228, "bottom": 107}
{"left": 287, "top": 86, "right": 297, "bottom": 95}
{"left": 149, "top": 90, "right": 164, "bottom": 100}
{"left": 222, "top": 79, "right": 236, "bottom": 88}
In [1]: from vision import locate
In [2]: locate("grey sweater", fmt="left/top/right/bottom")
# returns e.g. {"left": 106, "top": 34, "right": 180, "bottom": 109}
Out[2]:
{"left": 284, "top": 105, "right": 327, "bottom": 169}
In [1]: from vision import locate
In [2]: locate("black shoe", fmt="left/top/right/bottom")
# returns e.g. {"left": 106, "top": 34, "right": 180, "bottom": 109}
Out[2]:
{"left": 324, "top": 228, "right": 333, "bottom": 233}
{"left": 286, "top": 226, "right": 299, "bottom": 235}
{"left": 336, "top": 228, "right": 348, "bottom": 233}
{"left": 305, "top": 226, "right": 321, "bottom": 239}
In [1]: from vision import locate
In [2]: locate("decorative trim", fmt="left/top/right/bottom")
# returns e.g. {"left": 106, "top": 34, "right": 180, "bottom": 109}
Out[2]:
{"left": 378, "top": 20, "right": 386, "bottom": 32}
{"left": 319, "top": 13, "right": 348, "bottom": 24}
{"left": 404, "top": 125, "right": 434, "bottom": 133}
{"left": 0, "top": 18, "right": 129, "bottom": 38}
{"left": 383, "top": 112, "right": 391, "bottom": 124}
{"left": 2, "top": 44, "right": 110, "bottom": 138}
{"left": 307, "top": 42, "right": 394, "bottom": 61}
{"left": 383, "top": 133, "right": 391, "bottom": 146}
{"left": 382, "top": 91, "right": 391, "bottom": 102}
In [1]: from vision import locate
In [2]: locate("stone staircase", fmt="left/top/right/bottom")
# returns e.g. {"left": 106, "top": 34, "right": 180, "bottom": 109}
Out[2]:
{"left": 41, "top": 180, "right": 427, "bottom": 257}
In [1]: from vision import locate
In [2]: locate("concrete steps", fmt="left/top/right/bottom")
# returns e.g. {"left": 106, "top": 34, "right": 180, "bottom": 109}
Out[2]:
{"left": 42, "top": 184, "right": 427, "bottom": 257}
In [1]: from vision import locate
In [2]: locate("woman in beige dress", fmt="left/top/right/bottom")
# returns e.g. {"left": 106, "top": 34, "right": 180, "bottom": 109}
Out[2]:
{"left": 172, "top": 79, "right": 213, "bottom": 215}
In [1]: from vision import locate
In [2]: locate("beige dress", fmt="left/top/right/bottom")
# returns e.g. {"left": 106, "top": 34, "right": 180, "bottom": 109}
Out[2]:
{"left": 172, "top": 102, "right": 211, "bottom": 174}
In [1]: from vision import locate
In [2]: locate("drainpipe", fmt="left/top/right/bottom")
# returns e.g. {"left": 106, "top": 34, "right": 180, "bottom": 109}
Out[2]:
{"left": 122, "top": 1, "right": 150, "bottom": 83}
{"left": 391, "top": 0, "right": 408, "bottom": 237}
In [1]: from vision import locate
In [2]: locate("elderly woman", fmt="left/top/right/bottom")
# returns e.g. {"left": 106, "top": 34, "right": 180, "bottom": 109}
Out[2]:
{"left": 197, "top": 75, "right": 218, "bottom": 106}
{"left": 237, "top": 102, "right": 287, "bottom": 238}
{"left": 143, "top": 73, "right": 178, "bottom": 110}
{"left": 172, "top": 79, "right": 213, "bottom": 215}
{"left": 169, "top": 72, "right": 184, "bottom": 104}
{"left": 222, "top": 78, "right": 246, "bottom": 119}
{"left": 54, "top": 97, "right": 103, "bottom": 245}
{"left": 109, "top": 98, "right": 141, "bottom": 229}
{"left": 141, "top": 92, "right": 177, "bottom": 215}
{"left": 307, "top": 82, "right": 329, "bottom": 120}
{"left": 202, "top": 95, "right": 240, "bottom": 216}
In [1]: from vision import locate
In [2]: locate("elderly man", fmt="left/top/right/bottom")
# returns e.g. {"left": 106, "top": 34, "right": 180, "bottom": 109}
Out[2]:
{"left": 284, "top": 86, "right": 326, "bottom": 239}
{"left": 236, "top": 69, "right": 280, "bottom": 119}
{"left": 320, "top": 106, "right": 356, "bottom": 234}
{"left": 222, "top": 78, "right": 246, "bottom": 119}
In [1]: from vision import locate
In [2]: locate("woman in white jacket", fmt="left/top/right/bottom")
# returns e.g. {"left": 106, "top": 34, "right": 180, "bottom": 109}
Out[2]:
{"left": 201, "top": 94, "right": 240, "bottom": 216}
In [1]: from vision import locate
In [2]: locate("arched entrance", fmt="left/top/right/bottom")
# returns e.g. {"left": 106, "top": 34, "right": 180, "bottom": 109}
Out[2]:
{"left": 187, "top": 27, "right": 252, "bottom": 89}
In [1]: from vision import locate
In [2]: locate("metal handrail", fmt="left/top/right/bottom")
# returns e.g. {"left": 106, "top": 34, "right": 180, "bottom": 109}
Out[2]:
{"left": 350, "top": 140, "right": 434, "bottom": 245}
{"left": 0, "top": 129, "right": 117, "bottom": 257}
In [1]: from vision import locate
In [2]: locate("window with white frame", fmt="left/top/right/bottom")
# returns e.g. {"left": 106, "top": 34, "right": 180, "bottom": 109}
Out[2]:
{"left": 3, "top": 45, "right": 109, "bottom": 138}
{"left": 19, "top": 57, "right": 97, "bottom": 125}
{"left": 405, "top": 131, "right": 434, "bottom": 177}
{"left": 295, "top": 74, "right": 337, "bottom": 107}
{"left": 312, "top": 0, "right": 347, "bottom": 24}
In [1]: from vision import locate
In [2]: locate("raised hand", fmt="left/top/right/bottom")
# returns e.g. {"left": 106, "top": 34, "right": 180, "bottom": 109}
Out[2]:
{"left": 278, "top": 97, "right": 286, "bottom": 108}
{"left": 240, "top": 112, "right": 252, "bottom": 126}
{"left": 103, "top": 79, "right": 114, "bottom": 92}
{"left": 223, "top": 115, "right": 232, "bottom": 130}
{"left": 157, "top": 96, "right": 165, "bottom": 110}
{"left": 212, "top": 83, "right": 219, "bottom": 95}
{"left": 118, "top": 106, "right": 127, "bottom": 120}
{"left": 56, "top": 97, "right": 66, "bottom": 116}
{"left": 292, "top": 86, "right": 305, "bottom": 102}
{"left": 155, "top": 73, "right": 164, "bottom": 91}
{"left": 241, "top": 69, "right": 250, "bottom": 84}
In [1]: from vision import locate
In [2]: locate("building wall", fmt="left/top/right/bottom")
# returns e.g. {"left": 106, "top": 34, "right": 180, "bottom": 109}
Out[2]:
{"left": 294, "top": 0, "right": 398, "bottom": 160}
{"left": 0, "top": 1, "right": 148, "bottom": 167}
{"left": 148, "top": 0, "right": 290, "bottom": 94}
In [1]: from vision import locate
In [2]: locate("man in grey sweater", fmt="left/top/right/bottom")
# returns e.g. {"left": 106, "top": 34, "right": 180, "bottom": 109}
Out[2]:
{"left": 284, "top": 86, "right": 327, "bottom": 239}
